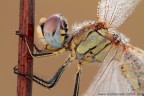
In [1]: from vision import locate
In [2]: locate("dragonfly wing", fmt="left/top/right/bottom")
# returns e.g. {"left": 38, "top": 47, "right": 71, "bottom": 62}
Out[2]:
{"left": 97, "top": 0, "right": 142, "bottom": 28}
{"left": 122, "top": 47, "right": 144, "bottom": 94}
{"left": 83, "top": 46, "right": 132, "bottom": 96}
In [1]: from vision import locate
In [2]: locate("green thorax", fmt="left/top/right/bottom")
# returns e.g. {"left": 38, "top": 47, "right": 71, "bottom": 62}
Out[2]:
{"left": 69, "top": 23, "right": 114, "bottom": 62}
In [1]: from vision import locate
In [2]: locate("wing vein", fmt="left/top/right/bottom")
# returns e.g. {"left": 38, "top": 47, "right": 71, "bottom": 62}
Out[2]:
{"left": 97, "top": 0, "right": 142, "bottom": 28}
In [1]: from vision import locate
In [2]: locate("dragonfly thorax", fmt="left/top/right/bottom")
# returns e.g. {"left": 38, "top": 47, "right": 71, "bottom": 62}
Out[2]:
{"left": 69, "top": 22, "right": 109, "bottom": 63}
{"left": 69, "top": 21, "right": 127, "bottom": 64}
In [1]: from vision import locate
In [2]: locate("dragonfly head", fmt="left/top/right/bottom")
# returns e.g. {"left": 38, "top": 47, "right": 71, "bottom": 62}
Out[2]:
{"left": 37, "top": 14, "right": 69, "bottom": 51}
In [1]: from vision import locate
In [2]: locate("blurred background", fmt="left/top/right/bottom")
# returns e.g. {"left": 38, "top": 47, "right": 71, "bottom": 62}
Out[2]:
{"left": 0, "top": 0, "right": 144, "bottom": 96}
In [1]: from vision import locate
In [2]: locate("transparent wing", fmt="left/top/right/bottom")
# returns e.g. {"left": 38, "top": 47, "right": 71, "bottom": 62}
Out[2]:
{"left": 83, "top": 46, "right": 132, "bottom": 96}
{"left": 97, "top": 0, "right": 142, "bottom": 28}
{"left": 83, "top": 45, "right": 144, "bottom": 96}
{"left": 122, "top": 46, "right": 144, "bottom": 94}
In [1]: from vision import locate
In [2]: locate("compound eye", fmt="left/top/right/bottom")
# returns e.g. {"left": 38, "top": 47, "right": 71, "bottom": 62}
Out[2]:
{"left": 43, "top": 14, "right": 68, "bottom": 48}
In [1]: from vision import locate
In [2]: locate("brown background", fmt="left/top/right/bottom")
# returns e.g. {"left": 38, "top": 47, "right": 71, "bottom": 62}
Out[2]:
{"left": 1, "top": 0, "right": 144, "bottom": 96}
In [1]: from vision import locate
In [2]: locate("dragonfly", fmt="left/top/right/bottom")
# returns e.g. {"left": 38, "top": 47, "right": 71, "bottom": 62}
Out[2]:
{"left": 14, "top": 0, "right": 144, "bottom": 96}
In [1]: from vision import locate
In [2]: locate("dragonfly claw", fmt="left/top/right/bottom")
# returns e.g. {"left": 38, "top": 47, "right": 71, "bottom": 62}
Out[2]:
{"left": 16, "top": 31, "right": 26, "bottom": 37}
{"left": 13, "top": 65, "right": 28, "bottom": 77}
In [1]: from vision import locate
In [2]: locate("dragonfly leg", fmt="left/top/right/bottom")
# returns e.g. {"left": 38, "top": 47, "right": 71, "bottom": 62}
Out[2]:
{"left": 73, "top": 64, "right": 82, "bottom": 96}
{"left": 14, "top": 58, "right": 71, "bottom": 88}
{"left": 16, "top": 31, "right": 56, "bottom": 57}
